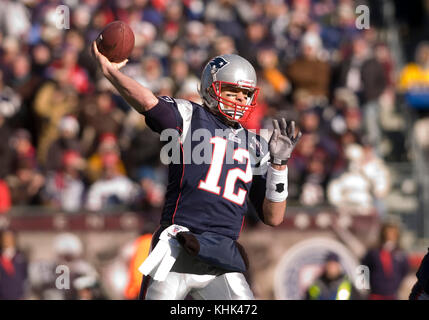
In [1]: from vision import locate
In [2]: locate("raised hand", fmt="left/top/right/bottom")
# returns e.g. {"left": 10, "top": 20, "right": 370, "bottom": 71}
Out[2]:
{"left": 269, "top": 117, "right": 302, "bottom": 165}
{"left": 91, "top": 41, "right": 128, "bottom": 76}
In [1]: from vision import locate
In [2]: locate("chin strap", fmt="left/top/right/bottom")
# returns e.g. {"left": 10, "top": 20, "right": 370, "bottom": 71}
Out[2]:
{"left": 203, "top": 104, "right": 240, "bottom": 127}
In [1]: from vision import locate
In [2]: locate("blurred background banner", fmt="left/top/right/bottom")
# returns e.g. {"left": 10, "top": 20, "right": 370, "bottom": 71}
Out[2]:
{"left": 0, "top": 0, "right": 429, "bottom": 300}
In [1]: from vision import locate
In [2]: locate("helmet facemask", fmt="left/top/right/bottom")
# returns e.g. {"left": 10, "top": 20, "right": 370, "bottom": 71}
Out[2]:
{"left": 208, "top": 80, "right": 260, "bottom": 123}
{"left": 199, "top": 54, "right": 260, "bottom": 125}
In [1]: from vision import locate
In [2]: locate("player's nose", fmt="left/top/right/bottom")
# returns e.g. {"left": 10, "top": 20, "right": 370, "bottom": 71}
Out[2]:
{"left": 236, "top": 91, "right": 246, "bottom": 102}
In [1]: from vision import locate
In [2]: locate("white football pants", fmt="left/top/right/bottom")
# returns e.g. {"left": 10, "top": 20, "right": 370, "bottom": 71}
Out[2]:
{"left": 141, "top": 251, "right": 254, "bottom": 300}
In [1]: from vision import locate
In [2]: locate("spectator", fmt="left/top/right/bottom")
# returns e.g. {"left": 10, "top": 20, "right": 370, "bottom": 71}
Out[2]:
{"left": 30, "top": 42, "right": 52, "bottom": 76}
{"left": 299, "top": 148, "right": 330, "bottom": 207}
{"left": 0, "top": 229, "right": 28, "bottom": 300}
{"left": 33, "top": 71, "right": 79, "bottom": 165}
{"left": 0, "top": 1, "right": 31, "bottom": 39}
{"left": 133, "top": 166, "right": 165, "bottom": 211}
{"left": 160, "top": 1, "right": 184, "bottom": 45}
{"left": 274, "top": 2, "right": 310, "bottom": 62}
{"left": 124, "top": 21, "right": 158, "bottom": 73}
{"left": 80, "top": 89, "right": 125, "bottom": 156}
{"left": 0, "top": 104, "right": 14, "bottom": 178}
{"left": 156, "top": 77, "right": 175, "bottom": 98}
{"left": 43, "top": 150, "right": 86, "bottom": 213}
{"left": 299, "top": 107, "right": 322, "bottom": 135}
{"left": 86, "top": 133, "right": 127, "bottom": 183}
{"left": 85, "top": 152, "right": 138, "bottom": 212}
{"left": 287, "top": 129, "right": 334, "bottom": 205}
{"left": 121, "top": 117, "right": 163, "bottom": 180}
{"left": 399, "top": 41, "right": 429, "bottom": 103}
{"left": 327, "top": 143, "right": 390, "bottom": 214}
{"left": 9, "top": 129, "right": 37, "bottom": 170}
{"left": 335, "top": 36, "right": 387, "bottom": 152}
{"left": 374, "top": 42, "right": 395, "bottom": 89}
{"left": 73, "top": 275, "right": 107, "bottom": 300}
{"left": 204, "top": 0, "right": 246, "bottom": 42}
{"left": 288, "top": 89, "right": 315, "bottom": 119}
{"left": 305, "top": 252, "right": 360, "bottom": 300}
{"left": 238, "top": 19, "right": 273, "bottom": 67}
{"left": 9, "top": 53, "right": 44, "bottom": 132}
{"left": 29, "top": 232, "right": 98, "bottom": 300}
{"left": 288, "top": 133, "right": 318, "bottom": 198}
{"left": 322, "top": 87, "right": 360, "bottom": 137}
{"left": 124, "top": 232, "right": 153, "bottom": 300}
{"left": 1, "top": 37, "right": 19, "bottom": 74}
{"left": 168, "top": 59, "right": 193, "bottom": 94}
{"left": 298, "top": 106, "right": 338, "bottom": 163}
{"left": 0, "top": 68, "right": 21, "bottom": 125}
{"left": 181, "top": 21, "right": 210, "bottom": 75}
{"left": 131, "top": 56, "right": 165, "bottom": 94}
{"left": 0, "top": 179, "right": 11, "bottom": 214}
{"left": 336, "top": 37, "right": 386, "bottom": 104}
{"left": 176, "top": 77, "right": 203, "bottom": 104}
{"left": 46, "top": 46, "right": 90, "bottom": 94}
{"left": 5, "top": 159, "right": 45, "bottom": 206}
{"left": 45, "top": 115, "right": 81, "bottom": 172}
{"left": 211, "top": 35, "right": 237, "bottom": 56}
{"left": 256, "top": 46, "right": 291, "bottom": 98}
{"left": 286, "top": 31, "right": 331, "bottom": 101}
{"left": 360, "top": 143, "right": 391, "bottom": 215}
{"left": 361, "top": 221, "right": 410, "bottom": 300}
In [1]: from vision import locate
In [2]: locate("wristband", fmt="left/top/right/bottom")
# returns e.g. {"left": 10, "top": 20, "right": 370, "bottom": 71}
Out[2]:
{"left": 265, "top": 164, "right": 288, "bottom": 202}
{"left": 270, "top": 156, "right": 288, "bottom": 165}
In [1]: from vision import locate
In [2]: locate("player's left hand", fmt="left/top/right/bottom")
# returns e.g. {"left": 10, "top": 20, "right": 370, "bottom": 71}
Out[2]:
{"left": 269, "top": 117, "right": 302, "bottom": 165}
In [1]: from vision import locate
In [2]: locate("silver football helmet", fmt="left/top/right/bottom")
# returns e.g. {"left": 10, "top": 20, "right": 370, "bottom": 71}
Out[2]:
{"left": 199, "top": 54, "right": 259, "bottom": 122}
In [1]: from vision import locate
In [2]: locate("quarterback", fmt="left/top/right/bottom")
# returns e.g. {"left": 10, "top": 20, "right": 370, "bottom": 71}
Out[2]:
{"left": 92, "top": 41, "right": 301, "bottom": 300}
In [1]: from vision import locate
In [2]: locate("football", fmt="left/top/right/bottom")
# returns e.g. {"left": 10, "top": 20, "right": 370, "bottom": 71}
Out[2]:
{"left": 96, "top": 21, "right": 135, "bottom": 63}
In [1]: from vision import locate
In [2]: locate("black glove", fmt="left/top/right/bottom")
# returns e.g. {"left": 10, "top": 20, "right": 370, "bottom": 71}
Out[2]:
{"left": 176, "top": 232, "right": 200, "bottom": 256}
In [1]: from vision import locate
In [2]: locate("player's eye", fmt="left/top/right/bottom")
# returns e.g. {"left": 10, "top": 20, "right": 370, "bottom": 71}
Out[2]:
{"left": 236, "top": 89, "right": 250, "bottom": 96}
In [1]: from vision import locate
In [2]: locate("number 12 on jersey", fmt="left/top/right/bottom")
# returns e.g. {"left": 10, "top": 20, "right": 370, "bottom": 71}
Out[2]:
{"left": 198, "top": 137, "right": 252, "bottom": 205}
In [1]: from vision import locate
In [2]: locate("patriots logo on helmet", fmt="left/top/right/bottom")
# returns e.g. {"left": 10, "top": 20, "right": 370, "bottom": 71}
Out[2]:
{"left": 209, "top": 57, "right": 229, "bottom": 73}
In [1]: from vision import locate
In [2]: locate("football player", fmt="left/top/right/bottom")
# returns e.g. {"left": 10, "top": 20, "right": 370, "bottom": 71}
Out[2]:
{"left": 92, "top": 42, "right": 301, "bottom": 300}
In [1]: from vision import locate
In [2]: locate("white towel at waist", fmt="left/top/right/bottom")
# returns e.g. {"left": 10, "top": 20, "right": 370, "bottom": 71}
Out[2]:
{"left": 138, "top": 224, "right": 189, "bottom": 281}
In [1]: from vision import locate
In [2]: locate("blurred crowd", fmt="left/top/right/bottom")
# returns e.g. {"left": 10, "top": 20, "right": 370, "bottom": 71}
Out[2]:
{"left": 0, "top": 0, "right": 400, "bottom": 215}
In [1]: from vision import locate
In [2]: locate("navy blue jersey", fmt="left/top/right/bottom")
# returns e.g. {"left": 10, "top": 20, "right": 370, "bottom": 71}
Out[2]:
{"left": 142, "top": 96, "right": 268, "bottom": 240}
{"left": 410, "top": 248, "right": 429, "bottom": 299}
{"left": 416, "top": 249, "right": 429, "bottom": 292}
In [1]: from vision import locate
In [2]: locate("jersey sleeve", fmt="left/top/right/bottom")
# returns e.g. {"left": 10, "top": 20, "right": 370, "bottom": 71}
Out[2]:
{"left": 141, "top": 96, "right": 183, "bottom": 134}
{"left": 417, "top": 249, "right": 429, "bottom": 291}
{"left": 247, "top": 131, "right": 270, "bottom": 222}
{"left": 248, "top": 172, "right": 267, "bottom": 223}
{"left": 247, "top": 130, "right": 270, "bottom": 174}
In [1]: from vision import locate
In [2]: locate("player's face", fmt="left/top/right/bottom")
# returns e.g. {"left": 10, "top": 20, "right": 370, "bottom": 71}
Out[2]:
{"left": 212, "top": 82, "right": 259, "bottom": 123}
{"left": 325, "top": 261, "right": 342, "bottom": 279}
{"left": 219, "top": 86, "right": 251, "bottom": 110}
{"left": 384, "top": 226, "right": 399, "bottom": 243}
{"left": 1, "top": 230, "right": 15, "bottom": 249}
